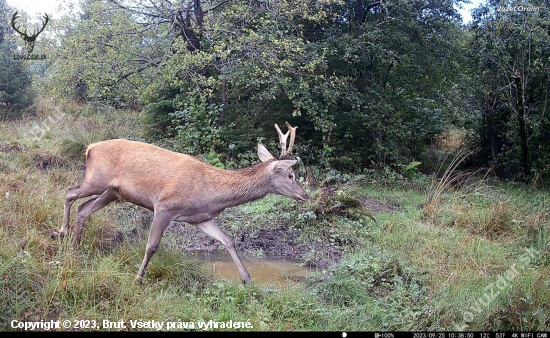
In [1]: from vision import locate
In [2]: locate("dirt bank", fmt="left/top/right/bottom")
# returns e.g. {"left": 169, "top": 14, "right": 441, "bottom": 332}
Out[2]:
{"left": 167, "top": 218, "right": 342, "bottom": 269}
{"left": 155, "top": 195, "right": 397, "bottom": 270}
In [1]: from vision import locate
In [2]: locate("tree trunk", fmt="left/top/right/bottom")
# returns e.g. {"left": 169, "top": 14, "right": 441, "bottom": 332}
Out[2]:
{"left": 175, "top": 0, "right": 204, "bottom": 52}
{"left": 514, "top": 71, "right": 530, "bottom": 181}
{"left": 483, "top": 92, "right": 498, "bottom": 162}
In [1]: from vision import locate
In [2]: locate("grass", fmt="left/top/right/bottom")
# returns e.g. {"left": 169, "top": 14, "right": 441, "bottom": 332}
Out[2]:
{"left": 0, "top": 98, "right": 548, "bottom": 331}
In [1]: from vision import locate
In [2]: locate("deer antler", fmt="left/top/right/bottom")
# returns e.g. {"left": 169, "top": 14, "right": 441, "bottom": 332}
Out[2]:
{"left": 285, "top": 121, "right": 298, "bottom": 156}
{"left": 31, "top": 13, "right": 49, "bottom": 39}
{"left": 11, "top": 12, "right": 48, "bottom": 53}
{"left": 11, "top": 12, "right": 27, "bottom": 38}
{"left": 11, "top": 12, "right": 48, "bottom": 40}
{"left": 274, "top": 122, "right": 298, "bottom": 159}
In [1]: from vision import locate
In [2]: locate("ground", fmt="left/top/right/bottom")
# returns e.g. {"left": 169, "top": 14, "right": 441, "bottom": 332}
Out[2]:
{"left": 114, "top": 193, "right": 398, "bottom": 270}
{"left": 0, "top": 103, "right": 548, "bottom": 331}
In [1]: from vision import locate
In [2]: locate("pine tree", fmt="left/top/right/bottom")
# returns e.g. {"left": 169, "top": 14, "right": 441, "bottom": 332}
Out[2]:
{"left": 0, "top": 0, "right": 33, "bottom": 119}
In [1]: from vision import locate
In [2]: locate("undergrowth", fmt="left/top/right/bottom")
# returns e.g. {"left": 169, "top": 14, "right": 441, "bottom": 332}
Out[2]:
{"left": 0, "top": 100, "right": 548, "bottom": 331}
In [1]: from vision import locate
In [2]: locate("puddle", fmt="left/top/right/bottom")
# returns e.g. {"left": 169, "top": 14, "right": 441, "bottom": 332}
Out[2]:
{"left": 190, "top": 251, "right": 313, "bottom": 288}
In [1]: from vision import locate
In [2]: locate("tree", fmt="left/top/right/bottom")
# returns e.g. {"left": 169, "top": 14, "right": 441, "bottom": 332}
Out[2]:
{"left": 469, "top": 0, "right": 550, "bottom": 182}
{"left": 46, "top": 0, "right": 466, "bottom": 172}
{"left": 0, "top": 0, "right": 33, "bottom": 118}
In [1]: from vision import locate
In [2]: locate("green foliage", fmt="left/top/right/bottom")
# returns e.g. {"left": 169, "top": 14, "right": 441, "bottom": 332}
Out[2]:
{"left": 42, "top": 0, "right": 464, "bottom": 172}
{"left": 0, "top": 51, "right": 33, "bottom": 118}
{"left": 207, "top": 150, "right": 225, "bottom": 169}
{"left": 468, "top": 0, "right": 550, "bottom": 182}
{"left": 169, "top": 96, "right": 224, "bottom": 155}
{"left": 397, "top": 161, "right": 423, "bottom": 179}
{"left": 24, "top": 0, "right": 550, "bottom": 181}
{"left": 44, "top": 0, "right": 156, "bottom": 105}
{"left": 308, "top": 251, "right": 429, "bottom": 330}
{"left": 0, "top": 0, "right": 33, "bottom": 118}
{"left": 143, "top": 86, "right": 181, "bottom": 137}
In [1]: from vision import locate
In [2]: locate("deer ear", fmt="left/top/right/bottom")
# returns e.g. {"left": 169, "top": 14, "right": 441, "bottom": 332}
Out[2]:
{"left": 272, "top": 160, "right": 298, "bottom": 172}
{"left": 258, "top": 143, "right": 276, "bottom": 162}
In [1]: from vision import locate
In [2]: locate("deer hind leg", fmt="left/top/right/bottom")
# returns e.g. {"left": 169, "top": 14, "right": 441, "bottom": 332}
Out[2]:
{"left": 53, "top": 184, "right": 108, "bottom": 239}
{"left": 72, "top": 188, "right": 118, "bottom": 245}
{"left": 135, "top": 209, "right": 175, "bottom": 284}
{"left": 196, "top": 219, "right": 251, "bottom": 285}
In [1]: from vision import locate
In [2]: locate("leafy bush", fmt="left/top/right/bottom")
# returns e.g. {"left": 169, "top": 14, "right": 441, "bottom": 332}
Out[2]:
{"left": 170, "top": 96, "right": 224, "bottom": 155}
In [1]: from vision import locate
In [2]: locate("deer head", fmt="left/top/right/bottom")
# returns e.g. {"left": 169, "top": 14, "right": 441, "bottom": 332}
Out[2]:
{"left": 257, "top": 122, "right": 307, "bottom": 202}
{"left": 11, "top": 11, "right": 49, "bottom": 54}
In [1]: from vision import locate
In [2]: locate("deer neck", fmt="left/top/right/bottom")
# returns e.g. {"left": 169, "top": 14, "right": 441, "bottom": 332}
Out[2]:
{"left": 212, "top": 162, "right": 273, "bottom": 210}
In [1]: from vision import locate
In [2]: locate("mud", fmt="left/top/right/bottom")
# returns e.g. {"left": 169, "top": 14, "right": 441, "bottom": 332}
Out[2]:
{"left": 33, "top": 153, "right": 66, "bottom": 171}
{"left": 165, "top": 217, "right": 343, "bottom": 269}
{"left": 114, "top": 195, "right": 396, "bottom": 271}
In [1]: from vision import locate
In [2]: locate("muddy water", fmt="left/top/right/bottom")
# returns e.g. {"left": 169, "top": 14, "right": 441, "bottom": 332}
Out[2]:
{"left": 190, "top": 251, "right": 313, "bottom": 288}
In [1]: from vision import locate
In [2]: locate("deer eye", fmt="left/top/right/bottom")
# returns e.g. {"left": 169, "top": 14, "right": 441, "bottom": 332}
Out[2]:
{"left": 288, "top": 174, "right": 294, "bottom": 180}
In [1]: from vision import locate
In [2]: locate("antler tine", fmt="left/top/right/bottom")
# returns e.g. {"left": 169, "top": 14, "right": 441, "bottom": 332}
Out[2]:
{"left": 11, "top": 12, "right": 27, "bottom": 36}
{"left": 285, "top": 121, "right": 298, "bottom": 156}
{"left": 274, "top": 123, "right": 290, "bottom": 159}
{"left": 32, "top": 13, "right": 49, "bottom": 38}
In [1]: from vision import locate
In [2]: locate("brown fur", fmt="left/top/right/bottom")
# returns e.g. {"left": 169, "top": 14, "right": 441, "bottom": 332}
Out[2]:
{"left": 55, "top": 138, "right": 308, "bottom": 285}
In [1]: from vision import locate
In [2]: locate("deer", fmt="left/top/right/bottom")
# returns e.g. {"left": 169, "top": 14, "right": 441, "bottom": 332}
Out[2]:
{"left": 53, "top": 122, "right": 308, "bottom": 285}
{"left": 11, "top": 11, "right": 49, "bottom": 54}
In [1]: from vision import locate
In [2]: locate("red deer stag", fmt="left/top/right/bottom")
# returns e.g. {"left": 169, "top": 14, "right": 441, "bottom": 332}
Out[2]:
{"left": 53, "top": 122, "right": 308, "bottom": 284}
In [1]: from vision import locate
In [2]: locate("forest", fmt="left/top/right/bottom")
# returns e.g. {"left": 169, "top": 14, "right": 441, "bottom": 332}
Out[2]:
{"left": 0, "top": 0, "right": 549, "bottom": 332}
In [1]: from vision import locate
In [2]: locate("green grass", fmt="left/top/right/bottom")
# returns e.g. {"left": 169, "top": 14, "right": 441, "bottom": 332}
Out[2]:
{"left": 0, "top": 99, "right": 548, "bottom": 331}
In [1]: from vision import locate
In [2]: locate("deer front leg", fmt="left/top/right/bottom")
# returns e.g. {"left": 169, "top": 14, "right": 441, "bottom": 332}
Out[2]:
{"left": 135, "top": 208, "right": 175, "bottom": 284}
{"left": 195, "top": 219, "right": 251, "bottom": 285}
{"left": 73, "top": 188, "right": 118, "bottom": 245}
{"left": 54, "top": 184, "right": 105, "bottom": 239}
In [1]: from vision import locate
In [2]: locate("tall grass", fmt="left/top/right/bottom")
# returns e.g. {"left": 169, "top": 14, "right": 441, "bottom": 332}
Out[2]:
{"left": 0, "top": 99, "right": 548, "bottom": 331}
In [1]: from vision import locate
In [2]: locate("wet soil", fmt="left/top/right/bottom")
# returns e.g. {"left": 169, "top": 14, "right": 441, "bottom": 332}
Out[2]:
{"left": 165, "top": 216, "right": 343, "bottom": 270}
{"left": 0, "top": 143, "right": 24, "bottom": 153}
{"left": 33, "top": 153, "right": 67, "bottom": 171}
{"left": 158, "top": 195, "right": 398, "bottom": 270}
{"left": 110, "top": 193, "right": 397, "bottom": 281}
